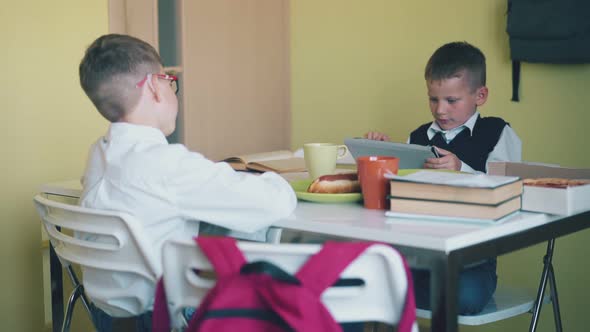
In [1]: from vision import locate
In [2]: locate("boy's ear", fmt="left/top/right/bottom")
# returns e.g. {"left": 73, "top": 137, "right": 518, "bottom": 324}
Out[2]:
{"left": 475, "top": 86, "right": 488, "bottom": 106}
{"left": 147, "top": 74, "right": 162, "bottom": 102}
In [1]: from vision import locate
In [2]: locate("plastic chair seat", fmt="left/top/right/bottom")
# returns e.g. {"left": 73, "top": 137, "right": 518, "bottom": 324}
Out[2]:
{"left": 416, "top": 285, "right": 551, "bottom": 325}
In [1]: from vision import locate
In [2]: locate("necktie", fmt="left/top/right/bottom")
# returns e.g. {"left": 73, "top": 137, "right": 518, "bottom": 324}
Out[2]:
{"left": 430, "top": 131, "right": 446, "bottom": 147}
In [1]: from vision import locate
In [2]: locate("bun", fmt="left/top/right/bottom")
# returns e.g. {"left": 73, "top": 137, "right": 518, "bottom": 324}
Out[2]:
{"left": 523, "top": 178, "right": 590, "bottom": 189}
{"left": 307, "top": 173, "right": 361, "bottom": 194}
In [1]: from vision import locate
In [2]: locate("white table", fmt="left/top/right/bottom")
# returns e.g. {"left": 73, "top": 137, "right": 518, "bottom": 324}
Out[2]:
{"left": 276, "top": 201, "right": 590, "bottom": 331}
{"left": 276, "top": 202, "right": 551, "bottom": 254}
{"left": 40, "top": 180, "right": 590, "bottom": 331}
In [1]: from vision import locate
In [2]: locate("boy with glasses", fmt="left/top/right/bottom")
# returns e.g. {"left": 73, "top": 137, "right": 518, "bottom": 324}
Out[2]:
{"left": 78, "top": 34, "right": 297, "bottom": 331}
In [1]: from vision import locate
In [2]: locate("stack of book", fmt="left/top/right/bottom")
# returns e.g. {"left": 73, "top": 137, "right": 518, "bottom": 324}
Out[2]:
{"left": 385, "top": 170, "right": 523, "bottom": 222}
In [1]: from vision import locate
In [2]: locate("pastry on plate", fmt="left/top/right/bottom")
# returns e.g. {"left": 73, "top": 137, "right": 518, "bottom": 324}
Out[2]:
{"left": 307, "top": 173, "right": 361, "bottom": 194}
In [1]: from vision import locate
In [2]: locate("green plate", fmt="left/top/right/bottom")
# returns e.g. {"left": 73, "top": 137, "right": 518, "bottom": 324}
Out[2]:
{"left": 289, "top": 169, "right": 421, "bottom": 204}
{"left": 290, "top": 179, "right": 362, "bottom": 203}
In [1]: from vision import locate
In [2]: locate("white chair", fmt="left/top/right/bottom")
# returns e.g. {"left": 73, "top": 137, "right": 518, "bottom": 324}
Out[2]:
{"left": 265, "top": 226, "right": 283, "bottom": 243}
{"left": 160, "top": 238, "right": 419, "bottom": 331}
{"left": 33, "top": 194, "right": 161, "bottom": 332}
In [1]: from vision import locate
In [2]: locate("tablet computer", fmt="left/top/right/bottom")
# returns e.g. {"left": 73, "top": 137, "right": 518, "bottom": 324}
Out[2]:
{"left": 344, "top": 138, "right": 437, "bottom": 169}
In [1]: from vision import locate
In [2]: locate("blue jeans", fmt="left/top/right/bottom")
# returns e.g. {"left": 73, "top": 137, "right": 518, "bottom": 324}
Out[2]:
{"left": 412, "top": 258, "right": 498, "bottom": 315}
{"left": 90, "top": 304, "right": 153, "bottom": 332}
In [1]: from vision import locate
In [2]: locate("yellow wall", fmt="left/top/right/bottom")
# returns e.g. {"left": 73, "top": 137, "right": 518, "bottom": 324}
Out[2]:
{"left": 3, "top": 0, "right": 589, "bottom": 330}
{"left": 291, "top": 0, "right": 590, "bottom": 167}
{"left": 0, "top": 1, "right": 108, "bottom": 330}
{"left": 291, "top": 1, "right": 590, "bottom": 331}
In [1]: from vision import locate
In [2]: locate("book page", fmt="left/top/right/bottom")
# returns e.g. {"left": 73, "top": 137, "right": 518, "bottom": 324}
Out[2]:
{"left": 220, "top": 149, "right": 294, "bottom": 166}
{"left": 236, "top": 150, "right": 294, "bottom": 164}
{"left": 385, "top": 210, "right": 520, "bottom": 225}
{"left": 385, "top": 170, "right": 520, "bottom": 188}
{"left": 247, "top": 157, "right": 306, "bottom": 173}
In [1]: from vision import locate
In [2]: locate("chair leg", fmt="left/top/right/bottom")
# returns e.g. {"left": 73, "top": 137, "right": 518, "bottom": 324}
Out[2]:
{"left": 65, "top": 266, "right": 98, "bottom": 330}
{"left": 529, "top": 239, "right": 562, "bottom": 332}
{"left": 66, "top": 265, "right": 97, "bottom": 330}
{"left": 266, "top": 226, "right": 283, "bottom": 244}
{"left": 61, "top": 284, "right": 83, "bottom": 332}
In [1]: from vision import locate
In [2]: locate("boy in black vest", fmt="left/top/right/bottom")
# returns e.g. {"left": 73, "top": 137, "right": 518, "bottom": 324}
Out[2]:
{"left": 366, "top": 41, "right": 522, "bottom": 314}
{"left": 366, "top": 41, "right": 521, "bottom": 174}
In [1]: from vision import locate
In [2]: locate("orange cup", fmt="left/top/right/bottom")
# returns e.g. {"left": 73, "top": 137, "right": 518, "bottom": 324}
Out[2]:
{"left": 357, "top": 156, "right": 399, "bottom": 209}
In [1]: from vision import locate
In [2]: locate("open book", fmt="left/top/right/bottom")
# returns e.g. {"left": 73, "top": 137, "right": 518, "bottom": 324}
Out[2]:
{"left": 220, "top": 150, "right": 306, "bottom": 173}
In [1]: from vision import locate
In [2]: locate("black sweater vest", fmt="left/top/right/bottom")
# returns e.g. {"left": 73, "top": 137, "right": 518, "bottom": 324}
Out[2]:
{"left": 409, "top": 116, "right": 507, "bottom": 172}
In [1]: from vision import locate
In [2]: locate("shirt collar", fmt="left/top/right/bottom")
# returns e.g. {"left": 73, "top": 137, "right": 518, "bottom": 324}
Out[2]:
{"left": 107, "top": 122, "right": 168, "bottom": 144}
{"left": 427, "top": 111, "right": 480, "bottom": 140}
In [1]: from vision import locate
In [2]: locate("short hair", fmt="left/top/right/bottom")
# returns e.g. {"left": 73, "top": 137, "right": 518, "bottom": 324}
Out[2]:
{"left": 79, "top": 34, "right": 162, "bottom": 122}
{"left": 424, "top": 41, "right": 486, "bottom": 92}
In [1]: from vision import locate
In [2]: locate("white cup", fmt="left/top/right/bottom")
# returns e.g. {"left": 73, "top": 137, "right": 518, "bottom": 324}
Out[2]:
{"left": 303, "top": 143, "right": 349, "bottom": 179}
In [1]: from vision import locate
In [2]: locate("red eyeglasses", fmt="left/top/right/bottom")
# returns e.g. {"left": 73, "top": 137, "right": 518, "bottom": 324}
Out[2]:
{"left": 136, "top": 73, "right": 179, "bottom": 94}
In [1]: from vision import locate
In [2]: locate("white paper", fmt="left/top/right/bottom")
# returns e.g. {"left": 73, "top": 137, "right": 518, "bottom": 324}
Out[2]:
{"left": 384, "top": 210, "right": 519, "bottom": 225}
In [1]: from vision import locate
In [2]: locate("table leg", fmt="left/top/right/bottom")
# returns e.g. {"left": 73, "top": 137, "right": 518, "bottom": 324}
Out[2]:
{"left": 430, "top": 254, "right": 459, "bottom": 332}
{"left": 530, "top": 238, "right": 563, "bottom": 332}
{"left": 50, "top": 243, "right": 64, "bottom": 331}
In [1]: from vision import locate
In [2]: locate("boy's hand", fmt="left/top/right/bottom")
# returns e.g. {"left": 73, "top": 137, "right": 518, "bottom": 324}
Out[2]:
{"left": 423, "top": 147, "right": 461, "bottom": 171}
{"left": 364, "top": 131, "right": 390, "bottom": 141}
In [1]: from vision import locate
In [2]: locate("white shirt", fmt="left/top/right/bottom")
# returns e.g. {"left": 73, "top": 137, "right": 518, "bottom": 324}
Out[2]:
{"left": 408, "top": 112, "right": 522, "bottom": 173}
{"left": 79, "top": 122, "right": 297, "bottom": 315}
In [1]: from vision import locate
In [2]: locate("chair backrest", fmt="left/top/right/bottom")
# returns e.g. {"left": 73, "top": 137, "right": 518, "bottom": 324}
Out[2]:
{"left": 161, "top": 237, "right": 417, "bottom": 330}
{"left": 33, "top": 194, "right": 160, "bottom": 317}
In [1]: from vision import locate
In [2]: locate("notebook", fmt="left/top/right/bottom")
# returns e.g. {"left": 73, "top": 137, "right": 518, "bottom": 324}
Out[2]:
{"left": 344, "top": 138, "right": 437, "bottom": 169}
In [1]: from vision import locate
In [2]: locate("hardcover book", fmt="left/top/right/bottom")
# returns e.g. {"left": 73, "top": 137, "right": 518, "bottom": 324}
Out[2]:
{"left": 386, "top": 170, "right": 523, "bottom": 205}
{"left": 220, "top": 150, "right": 306, "bottom": 173}
{"left": 384, "top": 170, "right": 523, "bottom": 221}
{"left": 388, "top": 195, "right": 522, "bottom": 221}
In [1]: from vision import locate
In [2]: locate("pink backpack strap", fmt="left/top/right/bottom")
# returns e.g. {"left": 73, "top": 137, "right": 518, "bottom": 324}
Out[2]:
{"left": 151, "top": 278, "right": 170, "bottom": 332}
{"left": 295, "top": 241, "right": 373, "bottom": 296}
{"left": 397, "top": 253, "right": 417, "bottom": 332}
{"left": 195, "top": 236, "right": 246, "bottom": 277}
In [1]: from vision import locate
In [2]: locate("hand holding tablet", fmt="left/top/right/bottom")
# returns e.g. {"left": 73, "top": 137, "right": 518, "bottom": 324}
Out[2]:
{"left": 344, "top": 138, "right": 437, "bottom": 169}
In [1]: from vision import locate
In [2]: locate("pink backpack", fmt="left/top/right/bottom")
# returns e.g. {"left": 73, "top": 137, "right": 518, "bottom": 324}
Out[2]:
{"left": 153, "top": 236, "right": 416, "bottom": 332}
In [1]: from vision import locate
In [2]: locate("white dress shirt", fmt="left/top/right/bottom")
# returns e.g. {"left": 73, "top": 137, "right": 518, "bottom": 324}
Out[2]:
{"left": 408, "top": 112, "right": 522, "bottom": 173}
{"left": 79, "top": 122, "right": 297, "bottom": 315}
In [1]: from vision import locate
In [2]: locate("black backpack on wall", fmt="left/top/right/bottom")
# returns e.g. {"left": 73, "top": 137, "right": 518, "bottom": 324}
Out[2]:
{"left": 506, "top": 0, "right": 590, "bottom": 101}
